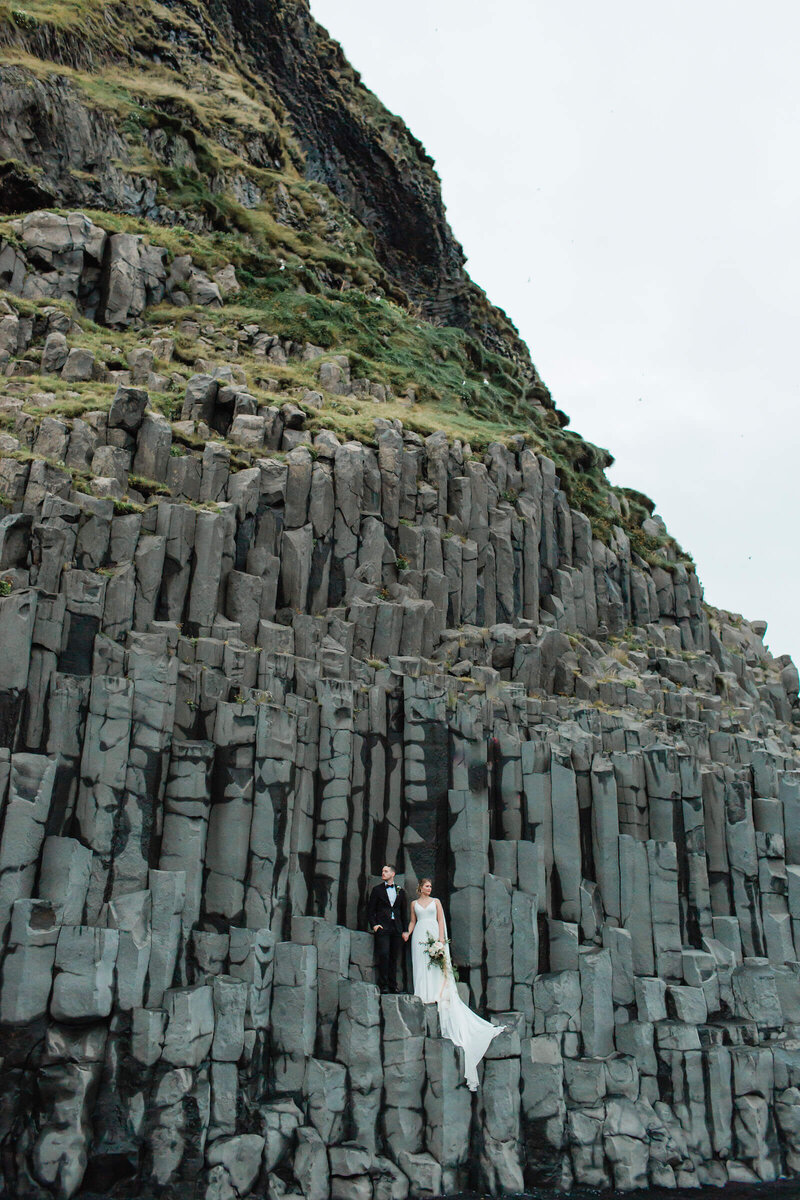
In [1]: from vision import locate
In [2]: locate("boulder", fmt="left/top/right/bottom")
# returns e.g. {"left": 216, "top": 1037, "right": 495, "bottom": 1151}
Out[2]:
{"left": 108, "top": 385, "right": 149, "bottom": 434}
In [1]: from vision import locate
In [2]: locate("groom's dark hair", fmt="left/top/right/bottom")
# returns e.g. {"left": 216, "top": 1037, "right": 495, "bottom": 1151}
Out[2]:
{"left": 383, "top": 863, "right": 396, "bottom": 872}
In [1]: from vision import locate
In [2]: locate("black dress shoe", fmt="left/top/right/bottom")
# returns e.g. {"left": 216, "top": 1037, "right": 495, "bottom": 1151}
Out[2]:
{"left": 390, "top": 986, "right": 402, "bottom": 994}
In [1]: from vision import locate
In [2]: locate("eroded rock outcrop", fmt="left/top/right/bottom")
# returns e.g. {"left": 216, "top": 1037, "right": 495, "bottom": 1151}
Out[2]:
{"left": 0, "top": 0, "right": 536, "bottom": 381}
{"left": 0, "top": 212, "right": 227, "bottom": 328}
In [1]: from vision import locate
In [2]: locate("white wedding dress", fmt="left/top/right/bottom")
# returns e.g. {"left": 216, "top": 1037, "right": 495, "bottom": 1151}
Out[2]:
{"left": 410, "top": 898, "right": 504, "bottom": 1090}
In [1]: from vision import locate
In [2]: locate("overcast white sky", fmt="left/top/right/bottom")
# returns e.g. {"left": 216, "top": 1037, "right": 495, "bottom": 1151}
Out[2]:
{"left": 311, "top": 1, "right": 800, "bottom": 665}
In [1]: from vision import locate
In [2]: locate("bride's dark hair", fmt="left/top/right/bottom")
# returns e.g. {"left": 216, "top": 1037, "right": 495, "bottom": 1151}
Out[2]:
{"left": 416, "top": 878, "right": 433, "bottom": 896}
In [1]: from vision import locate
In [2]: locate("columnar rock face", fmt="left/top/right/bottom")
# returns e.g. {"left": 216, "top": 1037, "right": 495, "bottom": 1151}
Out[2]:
{"left": 0, "top": 5, "right": 794, "bottom": 1197}
{"left": 1, "top": 244, "right": 800, "bottom": 1199}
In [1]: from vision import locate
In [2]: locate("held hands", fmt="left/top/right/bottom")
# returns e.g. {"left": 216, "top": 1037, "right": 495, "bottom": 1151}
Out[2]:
{"left": 401, "top": 931, "right": 410, "bottom": 941}
{"left": 373, "top": 925, "right": 383, "bottom": 933}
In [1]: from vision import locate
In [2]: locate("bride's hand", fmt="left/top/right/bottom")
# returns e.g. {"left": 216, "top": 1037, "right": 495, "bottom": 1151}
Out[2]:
{"left": 401, "top": 931, "right": 409, "bottom": 941}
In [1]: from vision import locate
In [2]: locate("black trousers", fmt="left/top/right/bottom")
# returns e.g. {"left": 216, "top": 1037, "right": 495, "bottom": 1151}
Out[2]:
{"left": 374, "top": 929, "right": 403, "bottom": 991}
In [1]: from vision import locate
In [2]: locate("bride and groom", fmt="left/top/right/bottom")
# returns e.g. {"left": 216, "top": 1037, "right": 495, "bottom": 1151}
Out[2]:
{"left": 367, "top": 864, "right": 503, "bottom": 1090}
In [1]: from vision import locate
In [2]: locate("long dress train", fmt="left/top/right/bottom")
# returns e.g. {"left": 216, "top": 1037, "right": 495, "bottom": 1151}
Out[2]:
{"left": 410, "top": 898, "right": 503, "bottom": 1090}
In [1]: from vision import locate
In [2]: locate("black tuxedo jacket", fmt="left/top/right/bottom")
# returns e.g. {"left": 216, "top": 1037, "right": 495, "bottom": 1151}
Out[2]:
{"left": 367, "top": 882, "right": 408, "bottom": 933}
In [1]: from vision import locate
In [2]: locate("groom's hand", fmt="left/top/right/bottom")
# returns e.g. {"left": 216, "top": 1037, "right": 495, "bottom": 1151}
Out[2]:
{"left": 402, "top": 932, "right": 409, "bottom": 941}
{"left": 373, "top": 924, "right": 382, "bottom": 932}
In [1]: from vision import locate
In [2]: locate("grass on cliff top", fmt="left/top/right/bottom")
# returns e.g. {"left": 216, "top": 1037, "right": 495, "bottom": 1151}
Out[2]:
{"left": 0, "top": 290, "right": 686, "bottom": 563}
{"left": 305, "top": 395, "right": 525, "bottom": 452}
{"left": 0, "top": 201, "right": 522, "bottom": 425}
{"left": 225, "top": 288, "right": 523, "bottom": 415}
{"left": 15, "top": 202, "right": 527, "bottom": 418}
{"left": 0, "top": 1, "right": 696, "bottom": 564}
{"left": 0, "top": 7, "right": 523, "bottom": 374}
{"left": 0, "top": 0, "right": 111, "bottom": 29}
{"left": 0, "top": 0, "right": 205, "bottom": 59}
{"left": 0, "top": 218, "right": 658, "bottom": 555}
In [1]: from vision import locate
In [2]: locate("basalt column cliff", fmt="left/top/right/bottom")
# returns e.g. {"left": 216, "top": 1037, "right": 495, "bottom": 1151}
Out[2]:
{"left": 0, "top": 3, "right": 799, "bottom": 1198}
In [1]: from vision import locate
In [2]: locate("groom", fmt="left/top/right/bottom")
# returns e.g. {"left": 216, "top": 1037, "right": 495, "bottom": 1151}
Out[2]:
{"left": 367, "top": 864, "right": 408, "bottom": 994}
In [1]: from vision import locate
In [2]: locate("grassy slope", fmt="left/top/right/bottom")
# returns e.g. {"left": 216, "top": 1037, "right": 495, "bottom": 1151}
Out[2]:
{"left": 0, "top": 0, "right": 690, "bottom": 568}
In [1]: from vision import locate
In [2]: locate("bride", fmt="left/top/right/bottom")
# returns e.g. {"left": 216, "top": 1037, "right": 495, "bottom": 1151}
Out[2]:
{"left": 402, "top": 878, "right": 503, "bottom": 1090}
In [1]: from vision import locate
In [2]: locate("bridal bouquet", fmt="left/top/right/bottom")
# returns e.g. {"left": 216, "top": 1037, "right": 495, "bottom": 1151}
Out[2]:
{"left": 422, "top": 933, "right": 459, "bottom": 981}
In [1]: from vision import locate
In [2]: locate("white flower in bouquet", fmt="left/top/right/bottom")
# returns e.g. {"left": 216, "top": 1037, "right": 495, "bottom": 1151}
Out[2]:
{"left": 422, "top": 932, "right": 459, "bottom": 981}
